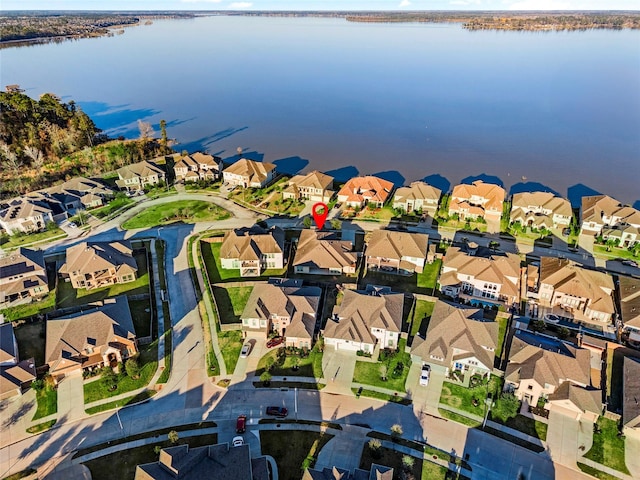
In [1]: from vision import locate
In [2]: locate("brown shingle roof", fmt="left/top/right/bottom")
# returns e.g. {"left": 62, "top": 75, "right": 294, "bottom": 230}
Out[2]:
{"left": 548, "top": 381, "right": 602, "bottom": 414}
{"left": 582, "top": 195, "right": 640, "bottom": 227}
{"left": 59, "top": 241, "right": 138, "bottom": 278}
{"left": 293, "top": 230, "right": 358, "bottom": 271}
{"left": 220, "top": 227, "right": 284, "bottom": 261}
{"left": 288, "top": 170, "right": 334, "bottom": 191}
{"left": 393, "top": 181, "right": 441, "bottom": 203}
{"left": 366, "top": 230, "right": 428, "bottom": 262}
{"left": 451, "top": 180, "right": 505, "bottom": 211}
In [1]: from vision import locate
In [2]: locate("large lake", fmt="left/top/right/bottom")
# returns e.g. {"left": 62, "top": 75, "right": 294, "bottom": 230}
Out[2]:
{"left": 2, "top": 16, "right": 639, "bottom": 205}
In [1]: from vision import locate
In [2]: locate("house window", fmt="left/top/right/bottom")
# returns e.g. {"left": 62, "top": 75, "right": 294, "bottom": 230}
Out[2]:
{"left": 527, "top": 385, "right": 533, "bottom": 390}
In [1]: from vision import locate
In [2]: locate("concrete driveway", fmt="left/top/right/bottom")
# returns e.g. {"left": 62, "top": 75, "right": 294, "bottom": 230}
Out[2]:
{"left": 322, "top": 347, "right": 357, "bottom": 396}
{"left": 546, "top": 410, "right": 592, "bottom": 468}
{"left": 57, "top": 374, "right": 85, "bottom": 422}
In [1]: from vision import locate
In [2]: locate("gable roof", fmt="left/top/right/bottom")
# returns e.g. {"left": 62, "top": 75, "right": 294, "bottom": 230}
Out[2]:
{"left": 0, "top": 322, "right": 18, "bottom": 364}
{"left": 293, "top": 230, "right": 358, "bottom": 270}
{"left": 393, "top": 181, "right": 441, "bottom": 203}
{"left": 220, "top": 226, "right": 284, "bottom": 260}
{"left": 117, "top": 160, "right": 164, "bottom": 180}
{"left": 0, "top": 247, "right": 46, "bottom": 281}
{"left": 366, "top": 230, "right": 428, "bottom": 262}
{"left": 623, "top": 356, "right": 640, "bottom": 428}
{"left": 223, "top": 159, "right": 276, "bottom": 184}
{"left": 324, "top": 289, "right": 403, "bottom": 343}
{"left": 411, "top": 301, "right": 498, "bottom": 369}
{"left": 451, "top": 180, "right": 505, "bottom": 210}
{"left": 620, "top": 276, "right": 640, "bottom": 328}
{"left": 288, "top": 170, "right": 334, "bottom": 191}
{"left": 0, "top": 197, "right": 54, "bottom": 223}
{"left": 59, "top": 241, "right": 137, "bottom": 277}
{"left": 0, "top": 359, "right": 36, "bottom": 397}
{"left": 548, "top": 381, "right": 602, "bottom": 414}
{"left": 511, "top": 191, "right": 572, "bottom": 217}
{"left": 337, "top": 176, "right": 394, "bottom": 205}
{"left": 175, "top": 152, "right": 221, "bottom": 170}
{"left": 582, "top": 195, "right": 640, "bottom": 226}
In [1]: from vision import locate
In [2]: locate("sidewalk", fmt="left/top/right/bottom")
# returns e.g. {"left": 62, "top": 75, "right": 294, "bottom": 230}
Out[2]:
{"left": 149, "top": 240, "right": 166, "bottom": 376}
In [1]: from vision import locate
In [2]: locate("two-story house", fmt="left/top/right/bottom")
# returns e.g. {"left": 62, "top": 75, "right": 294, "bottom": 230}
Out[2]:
{"left": 536, "top": 257, "right": 615, "bottom": 325}
{"left": 0, "top": 197, "right": 55, "bottom": 235}
{"left": 411, "top": 301, "right": 498, "bottom": 384}
{"left": 623, "top": 356, "right": 640, "bottom": 436}
{"left": 42, "top": 176, "right": 115, "bottom": 212}
{"left": 116, "top": 160, "right": 166, "bottom": 191}
{"left": 439, "top": 246, "right": 521, "bottom": 307}
{"left": 337, "top": 176, "right": 394, "bottom": 209}
{"left": 0, "top": 248, "right": 49, "bottom": 306}
{"left": 222, "top": 158, "right": 276, "bottom": 188}
{"left": 581, "top": 194, "right": 640, "bottom": 239}
{"left": 282, "top": 170, "right": 334, "bottom": 203}
{"left": 174, "top": 152, "right": 222, "bottom": 182}
{"left": 448, "top": 180, "right": 506, "bottom": 222}
{"left": 323, "top": 287, "right": 403, "bottom": 353}
{"left": 220, "top": 226, "right": 285, "bottom": 277}
{"left": 392, "top": 181, "right": 441, "bottom": 215}
{"left": 620, "top": 276, "right": 640, "bottom": 346}
{"left": 293, "top": 230, "right": 359, "bottom": 276}
{"left": 0, "top": 322, "right": 36, "bottom": 400}
{"left": 240, "top": 279, "right": 321, "bottom": 348}
{"left": 365, "top": 230, "right": 429, "bottom": 275}
{"left": 45, "top": 296, "right": 138, "bottom": 382}
{"left": 510, "top": 191, "right": 572, "bottom": 230}
{"left": 58, "top": 241, "right": 138, "bottom": 290}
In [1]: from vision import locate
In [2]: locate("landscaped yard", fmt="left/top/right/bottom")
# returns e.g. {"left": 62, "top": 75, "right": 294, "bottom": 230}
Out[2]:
{"left": 121, "top": 200, "right": 230, "bottom": 229}
{"left": 217, "top": 330, "right": 243, "bottom": 374}
{"left": 362, "top": 259, "right": 441, "bottom": 295}
{"left": 56, "top": 251, "right": 150, "bottom": 309}
{"left": 0, "top": 291, "right": 57, "bottom": 322}
{"left": 438, "top": 408, "right": 481, "bottom": 427}
{"left": 593, "top": 244, "right": 640, "bottom": 261}
{"left": 260, "top": 430, "right": 333, "bottom": 480}
{"left": 32, "top": 384, "right": 57, "bottom": 420}
{"left": 213, "top": 285, "right": 253, "bottom": 324}
{"left": 411, "top": 300, "right": 435, "bottom": 337}
{"left": 256, "top": 344, "right": 324, "bottom": 378}
{"left": 201, "top": 241, "right": 287, "bottom": 283}
{"left": 417, "top": 259, "right": 442, "bottom": 290}
{"left": 353, "top": 338, "right": 412, "bottom": 392}
{"left": 495, "top": 315, "right": 509, "bottom": 359}
{"left": 90, "top": 193, "right": 134, "bottom": 219}
{"left": 83, "top": 340, "right": 158, "bottom": 404}
{"left": 0, "top": 226, "right": 66, "bottom": 249}
{"left": 584, "top": 417, "right": 629, "bottom": 474}
{"left": 359, "top": 444, "right": 423, "bottom": 480}
{"left": 439, "top": 375, "right": 502, "bottom": 417}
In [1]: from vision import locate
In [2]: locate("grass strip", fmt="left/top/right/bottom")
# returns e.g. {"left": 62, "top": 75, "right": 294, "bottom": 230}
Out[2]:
{"left": 85, "top": 390, "right": 156, "bottom": 415}
{"left": 26, "top": 420, "right": 56, "bottom": 434}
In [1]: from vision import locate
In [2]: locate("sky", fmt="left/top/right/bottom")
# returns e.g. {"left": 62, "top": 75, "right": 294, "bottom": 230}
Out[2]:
{"left": 2, "top": 0, "right": 639, "bottom": 11}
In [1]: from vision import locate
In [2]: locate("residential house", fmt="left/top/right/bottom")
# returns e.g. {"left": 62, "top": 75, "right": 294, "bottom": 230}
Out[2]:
{"left": 509, "top": 191, "right": 572, "bottom": 230}
{"left": 439, "top": 246, "right": 521, "bottom": 307}
{"left": 220, "top": 226, "right": 285, "bottom": 277}
{"left": 45, "top": 295, "right": 138, "bottom": 381}
{"left": 0, "top": 197, "right": 55, "bottom": 235}
{"left": 42, "top": 176, "right": 115, "bottom": 212}
{"left": 504, "top": 332, "right": 598, "bottom": 420}
{"left": 623, "top": 356, "right": 640, "bottom": 437}
{"left": 535, "top": 257, "right": 615, "bottom": 325}
{"left": 620, "top": 276, "right": 640, "bottom": 347}
{"left": 337, "top": 176, "right": 394, "bottom": 209}
{"left": 448, "top": 180, "right": 506, "bottom": 222}
{"left": 365, "top": 230, "right": 429, "bottom": 274}
{"left": 59, "top": 241, "right": 138, "bottom": 290}
{"left": 392, "top": 181, "right": 441, "bottom": 215}
{"left": 222, "top": 158, "right": 276, "bottom": 188}
{"left": 293, "top": 230, "right": 359, "bottom": 276}
{"left": 601, "top": 225, "right": 639, "bottom": 248}
{"left": 0, "top": 247, "right": 49, "bottom": 306}
{"left": 323, "top": 287, "right": 403, "bottom": 353}
{"left": 240, "top": 279, "right": 321, "bottom": 348}
{"left": 174, "top": 152, "right": 222, "bottom": 182}
{"left": 135, "top": 442, "right": 271, "bottom": 480}
{"left": 282, "top": 170, "right": 334, "bottom": 203}
{"left": 303, "top": 464, "right": 393, "bottom": 480}
{"left": 116, "top": 160, "right": 166, "bottom": 191}
{"left": 410, "top": 301, "right": 498, "bottom": 383}
{"left": 581, "top": 195, "right": 640, "bottom": 240}
{"left": 0, "top": 322, "right": 36, "bottom": 400}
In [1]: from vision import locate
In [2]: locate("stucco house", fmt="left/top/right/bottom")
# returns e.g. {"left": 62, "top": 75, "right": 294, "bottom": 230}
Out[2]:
{"left": 0, "top": 322, "right": 36, "bottom": 400}
{"left": 59, "top": 241, "right": 138, "bottom": 290}
{"left": 581, "top": 194, "right": 640, "bottom": 238}
{"left": 240, "top": 279, "right": 320, "bottom": 348}
{"left": 293, "top": 230, "right": 359, "bottom": 276}
{"left": 45, "top": 295, "right": 138, "bottom": 381}
{"left": 174, "top": 152, "right": 222, "bottom": 182}
{"left": 282, "top": 170, "right": 334, "bottom": 203}
{"left": 365, "top": 230, "right": 429, "bottom": 274}
{"left": 116, "top": 160, "right": 166, "bottom": 191}
{"left": 337, "top": 176, "right": 394, "bottom": 209}
{"left": 410, "top": 301, "right": 498, "bottom": 383}
{"left": 392, "top": 181, "right": 441, "bottom": 215}
{"left": 0, "top": 197, "right": 56, "bottom": 235}
{"left": 220, "top": 226, "right": 285, "bottom": 277}
{"left": 222, "top": 158, "right": 276, "bottom": 188}
{"left": 448, "top": 180, "right": 505, "bottom": 222}
{"left": 439, "top": 245, "right": 521, "bottom": 308}
{"left": 323, "top": 287, "right": 403, "bottom": 353}
{"left": 510, "top": 191, "right": 572, "bottom": 230}
{"left": 0, "top": 247, "right": 49, "bottom": 306}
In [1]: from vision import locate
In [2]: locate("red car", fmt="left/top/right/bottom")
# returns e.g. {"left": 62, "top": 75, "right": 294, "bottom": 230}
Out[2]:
{"left": 236, "top": 414, "right": 247, "bottom": 433}
{"left": 266, "top": 336, "right": 284, "bottom": 348}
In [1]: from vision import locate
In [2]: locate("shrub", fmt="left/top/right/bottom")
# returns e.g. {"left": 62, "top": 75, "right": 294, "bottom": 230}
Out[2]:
{"left": 390, "top": 424, "right": 403, "bottom": 439}
{"left": 125, "top": 358, "right": 140, "bottom": 379}
{"left": 168, "top": 430, "right": 179, "bottom": 444}
{"left": 402, "top": 455, "right": 415, "bottom": 470}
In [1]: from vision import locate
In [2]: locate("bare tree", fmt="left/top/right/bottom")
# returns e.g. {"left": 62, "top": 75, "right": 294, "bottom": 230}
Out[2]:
{"left": 138, "top": 120, "right": 155, "bottom": 140}
{"left": 24, "top": 146, "right": 45, "bottom": 169}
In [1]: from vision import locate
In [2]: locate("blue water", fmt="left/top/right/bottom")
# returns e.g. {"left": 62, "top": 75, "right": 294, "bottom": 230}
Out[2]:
{"left": 2, "top": 16, "right": 639, "bottom": 205}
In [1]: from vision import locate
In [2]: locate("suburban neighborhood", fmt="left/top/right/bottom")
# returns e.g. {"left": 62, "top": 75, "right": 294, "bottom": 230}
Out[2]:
{"left": 1, "top": 151, "right": 640, "bottom": 480}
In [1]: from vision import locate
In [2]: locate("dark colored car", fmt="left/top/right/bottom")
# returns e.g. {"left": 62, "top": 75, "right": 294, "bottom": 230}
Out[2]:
{"left": 266, "top": 336, "right": 284, "bottom": 348}
{"left": 265, "top": 406, "right": 288, "bottom": 418}
{"left": 236, "top": 414, "right": 247, "bottom": 433}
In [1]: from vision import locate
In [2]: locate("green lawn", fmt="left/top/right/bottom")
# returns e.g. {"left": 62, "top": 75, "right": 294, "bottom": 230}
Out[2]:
{"left": 0, "top": 290, "right": 56, "bottom": 322}
{"left": 256, "top": 345, "right": 324, "bottom": 378}
{"left": 85, "top": 390, "right": 156, "bottom": 414}
{"left": 438, "top": 408, "right": 482, "bottom": 427}
{"left": 0, "top": 227, "right": 66, "bottom": 249}
{"left": 495, "top": 315, "right": 509, "bottom": 359}
{"left": 32, "top": 385, "right": 57, "bottom": 420}
{"left": 362, "top": 260, "right": 441, "bottom": 295}
{"left": 213, "top": 285, "right": 253, "bottom": 324}
{"left": 411, "top": 300, "right": 435, "bottom": 337}
{"left": 593, "top": 244, "right": 640, "bottom": 261}
{"left": 90, "top": 194, "right": 134, "bottom": 219}
{"left": 584, "top": 417, "right": 629, "bottom": 474}
{"left": 83, "top": 340, "right": 158, "bottom": 404}
{"left": 495, "top": 414, "right": 548, "bottom": 441}
{"left": 218, "top": 330, "right": 243, "bottom": 374}
{"left": 417, "top": 259, "right": 442, "bottom": 289}
{"left": 439, "top": 375, "right": 502, "bottom": 417}
{"left": 56, "top": 251, "right": 150, "bottom": 309}
{"left": 26, "top": 419, "right": 56, "bottom": 434}
{"left": 122, "top": 200, "right": 230, "bottom": 229}
{"left": 260, "top": 430, "right": 334, "bottom": 480}
{"left": 577, "top": 463, "right": 621, "bottom": 480}
{"left": 359, "top": 444, "right": 423, "bottom": 480}
{"left": 352, "top": 388, "right": 412, "bottom": 405}
{"left": 353, "top": 338, "right": 412, "bottom": 392}
{"left": 157, "top": 330, "right": 172, "bottom": 384}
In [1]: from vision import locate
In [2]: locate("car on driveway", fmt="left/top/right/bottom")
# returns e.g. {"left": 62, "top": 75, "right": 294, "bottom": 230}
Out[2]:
{"left": 266, "top": 336, "right": 284, "bottom": 348}
{"left": 232, "top": 436, "right": 244, "bottom": 447}
{"left": 240, "top": 342, "right": 252, "bottom": 358}
{"left": 622, "top": 260, "right": 639, "bottom": 268}
{"left": 420, "top": 364, "right": 430, "bottom": 386}
{"left": 544, "top": 313, "right": 560, "bottom": 323}
{"left": 68, "top": 222, "right": 77, "bottom": 228}
{"left": 236, "top": 414, "right": 247, "bottom": 433}
{"left": 265, "top": 406, "right": 288, "bottom": 417}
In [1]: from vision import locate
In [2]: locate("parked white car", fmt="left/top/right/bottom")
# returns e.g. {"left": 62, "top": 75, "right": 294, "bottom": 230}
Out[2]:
{"left": 240, "top": 342, "right": 252, "bottom": 358}
{"left": 232, "top": 436, "right": 244, "bottom": 447}
{"left": 420, "top": 364, "right": 431, "bottom": 386}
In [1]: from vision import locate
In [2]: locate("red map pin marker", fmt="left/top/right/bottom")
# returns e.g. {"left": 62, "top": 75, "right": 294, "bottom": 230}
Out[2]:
{"left": 311, "top": 202, "right": 329, "bottom": 230}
